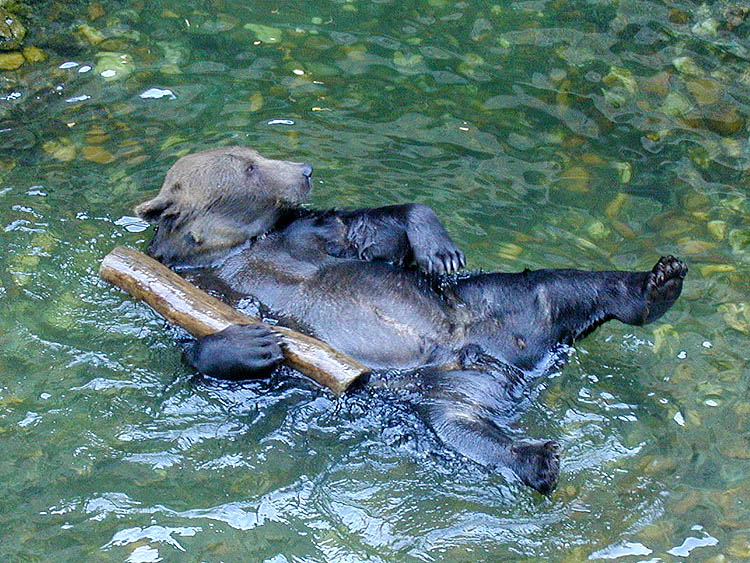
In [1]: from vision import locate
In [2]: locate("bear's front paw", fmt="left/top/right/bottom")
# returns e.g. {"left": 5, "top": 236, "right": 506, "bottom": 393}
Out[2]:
{"left": 413, "top": 237, "right": 466, "bottom": 275}
{"left": 192, "top": 324, "right": 284, "bottom": 379}
{"left": 510, "top": 439, "right": 560, "bottom": 495}
{"left": 643, "top": 256, "right": 687, "bottom": 323}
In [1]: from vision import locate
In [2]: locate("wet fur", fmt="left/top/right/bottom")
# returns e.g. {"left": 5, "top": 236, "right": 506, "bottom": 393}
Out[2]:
{"left": 137, "top": 147, "right": 687, "bottom": 494}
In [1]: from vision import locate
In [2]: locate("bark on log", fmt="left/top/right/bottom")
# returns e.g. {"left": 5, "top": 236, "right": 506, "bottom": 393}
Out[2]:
{"left": 99, "top": 245, "right": 369, "bottom": 394}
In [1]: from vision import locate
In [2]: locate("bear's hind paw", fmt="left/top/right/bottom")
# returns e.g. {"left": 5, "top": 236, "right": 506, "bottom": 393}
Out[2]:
{"left": 643, "top": 256, "right": 687, "bottom": 323}
{"left": 510, "top": 439, "right": 560, "bottom": 495}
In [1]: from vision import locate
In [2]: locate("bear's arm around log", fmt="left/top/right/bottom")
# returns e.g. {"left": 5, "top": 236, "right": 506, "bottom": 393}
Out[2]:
{"left": 99, "top": 246, "right": 370, "bottom": 394}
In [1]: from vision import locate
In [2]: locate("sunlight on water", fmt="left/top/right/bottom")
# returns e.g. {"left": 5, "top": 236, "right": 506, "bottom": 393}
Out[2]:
{"left": 0, "top": 0, "right": 748, "bottom": 560}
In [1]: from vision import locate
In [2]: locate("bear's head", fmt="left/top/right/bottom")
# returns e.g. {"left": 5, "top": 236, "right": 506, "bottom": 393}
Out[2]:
{"left": 135, "top": 146, "right": 313, "bottom": 267}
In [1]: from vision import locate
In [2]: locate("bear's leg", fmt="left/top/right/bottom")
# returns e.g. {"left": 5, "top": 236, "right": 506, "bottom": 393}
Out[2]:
{"left": 558, "top": 255, "right": 687, "bottom": 339}
{"left": 186, "top": 324, "right": 284, "bottom": 380}
{"left": 459, "top": 256, "right": 687, "bottom": 370}
{"left": 342, "top": 204, "right": 465, "bottom": 274}
{"left": 571, "top": 255, "right": 688, "bottom": 330}
{"left": 425, "top": 403, "right": 560, "bottom": 494}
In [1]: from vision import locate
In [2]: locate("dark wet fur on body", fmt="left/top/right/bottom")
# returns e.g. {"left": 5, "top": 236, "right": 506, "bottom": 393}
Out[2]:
{"left": 137, "top": 147, "right": 687, "bottom": 494}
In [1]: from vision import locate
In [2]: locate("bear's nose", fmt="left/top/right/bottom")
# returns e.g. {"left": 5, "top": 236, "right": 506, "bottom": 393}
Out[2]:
{"left": 301, "top": 163, "right": 313, "bottom": 178}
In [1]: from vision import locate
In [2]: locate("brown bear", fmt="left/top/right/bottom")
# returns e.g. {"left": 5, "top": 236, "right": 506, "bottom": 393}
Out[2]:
{"left": 136, "top": 146, "right": 687, "bottom": 494}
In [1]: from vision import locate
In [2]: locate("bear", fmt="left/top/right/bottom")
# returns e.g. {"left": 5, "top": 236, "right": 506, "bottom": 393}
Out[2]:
{"left": 135, "top": 146, "right": 687, "bottom": 494}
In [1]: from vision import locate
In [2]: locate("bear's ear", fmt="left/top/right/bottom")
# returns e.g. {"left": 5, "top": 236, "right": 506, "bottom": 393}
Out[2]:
{"left": 135, "top": 195, "right": 173, "bottom": 223}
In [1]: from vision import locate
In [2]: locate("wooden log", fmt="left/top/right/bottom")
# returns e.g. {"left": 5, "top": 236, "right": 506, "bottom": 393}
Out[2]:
{"left": 99, "top": 245, "right": 369, "bottom": 394}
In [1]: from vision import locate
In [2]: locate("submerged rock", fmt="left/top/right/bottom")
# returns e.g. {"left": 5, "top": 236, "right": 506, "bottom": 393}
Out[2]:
{"left": 723, "top": 5, "right": 749, "bottom": 30}
{"left": 0, "top": 51, "right": 23, "bottom": 70}
{"left": 673, "top": 56, "right": 704, "bottom": 77}
{"left": 707, "top": 220, "right": 727, "bottom": 240}
{"left": 662, "top": 91, "right": 693, "bottom": 117}
{"left": 82, "top": 145, "right": 115, "bottom": 164}
{"left": 719, "top": 303, "right": 750, "bottom": 334}
{"left": 77, "top": 23, "right": 105, "bottom": 45}
{"left": 702, "top": 103, "right": 746, "bottom": 135}
{"left": 668, "top": 8, "right": 691, "bottom": 25}
{"left": 686, "top": 77, "right": 723, "bottom": 106}
{"left": 728, "top": 228, "right": 749, "bottom": 258}
{"left": 42, "top": 137, "right": 76, "bottom": 162}
{"left": 94, "top": 51, "right": 133, "bottom": 81}
{"left": 0, "top": 8, "right": 25, "bottom": 51}
{"left": 699, "top": 264, "right": 735, "bottom": 277}
{"left": 603, "top": 66, "right": 638, "bottom": 95}
{"left": 21, "top": 45, "right": 46, "bottom": 63}
{"left": 244, "top": 23, "right": 282, "bottom": 43}
{"left": 559, "top": 165, "right": 591, "bottom": 193}
{"left": 88, "top": 2, "right": 105, "bottom": 21}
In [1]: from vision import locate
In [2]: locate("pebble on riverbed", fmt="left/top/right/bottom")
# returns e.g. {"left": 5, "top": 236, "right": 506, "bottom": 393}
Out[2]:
{"left": 686, "top": 77, "right": 723, "bottom": 106}
{"left": 718, "top": 303, "right": 750, "bottom": 334}
{"left": 700, "top": 103, "right": 746, "bottom": 135}
{"left": 42, "top": 137, "right": 77, "bottom": 162}
{"left": 21, "top": 46, "right": 46, "bottom": 63}
{"left": 82, "top": 145, "right": 116, "bottom": 164}
{"left": 0, "top": 51, "right": 24, "bottom": 70}
{"left": 559, "top": 165, "right": 591, "bottom": 192}
{"left": 77, "top": 23, "right": 105, "bottom": 45}
{"left": 0, "top": 8, "right": 25, "bottom": 51}
{"left": 94, "top": 51, "right": 133, "bottom": 80}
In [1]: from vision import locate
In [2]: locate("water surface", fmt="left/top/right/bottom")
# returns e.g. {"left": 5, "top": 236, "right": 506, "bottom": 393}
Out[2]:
{"left": 1, "top": 0, "right": 749, "bottom": 560}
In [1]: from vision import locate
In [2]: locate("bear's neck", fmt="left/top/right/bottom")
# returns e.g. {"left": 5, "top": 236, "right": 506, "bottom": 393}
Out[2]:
{"left": 149, "top": 209, "right": 283, "bottom": 269}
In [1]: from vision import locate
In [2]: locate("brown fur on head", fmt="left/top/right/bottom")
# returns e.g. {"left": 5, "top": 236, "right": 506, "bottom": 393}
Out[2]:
{"left": 136, "top": 147, "right": 313, "bottom": 267}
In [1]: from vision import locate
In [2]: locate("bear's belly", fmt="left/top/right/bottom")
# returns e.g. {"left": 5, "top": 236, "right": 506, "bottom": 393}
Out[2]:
{"left": 221, "top": 252, "right": 461, "bottom": 370}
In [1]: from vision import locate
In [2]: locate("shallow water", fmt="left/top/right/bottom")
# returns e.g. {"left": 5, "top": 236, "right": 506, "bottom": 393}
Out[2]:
{"left": 0, "top": 0, "right": 748, "bottom": 560}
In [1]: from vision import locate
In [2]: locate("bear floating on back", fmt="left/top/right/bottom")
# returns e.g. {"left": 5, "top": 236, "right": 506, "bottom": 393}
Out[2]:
{"left": 137, "top": 147, "right": 687, "bottom": 493}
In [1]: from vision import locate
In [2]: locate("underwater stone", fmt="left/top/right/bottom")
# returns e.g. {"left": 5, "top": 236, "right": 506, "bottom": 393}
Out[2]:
{"left": 707, "top": 220, "right": 727, "bottom": 240}
{"left": 94, "top": 51, "right": 133, "bottom": 81}
{"left": 249, "top": 92, "right": 263, "bottom": 112}
{"left": 673, "top": 56, "right": 704, "bottom": 77}
{"left": 42, "top": 137, "right": 76, "bottom": 162}
{"left": 587, "top": 220, "right": 610, "bottom": 239}
{"left": 77, "top": 24, "right": 105, "bottom": 45}
{"left": 662, "top": 91, "right": 693, "bottom": 117}
{"left": 0, "top": 9, "right": 25, "bottom": 51}
{"left": 559, "top": 165, "right": 591, "bottom": 193}
{"left": 724, "top": 5, "right": 749, "bottom": 30}
{"left": 702, "top": 103, "right": 746, "bottom": 135}
{"left": 692, "top": 17, "right": 720, "bottom": 36}
{"left": 640, "top": 71, "right": 671, "bottom": 97}
{"left": 728, "top": 534, "right": 750, "bottom": 558}
{"left": 679, "top": 238, "right": 716, "bottom": 254}
{"left": 728, "top": 228, "right": 749, "bottom": 256}
{"left": 0, "top": 51, "right": 23, "bottom": 70}
{"left": 88, "top": 2, "right": 105, "bottom": 20}
{"left": 686, "top": 77, "right": 723, "bottom": 105}
{"left": 699, "top": 264, "right": 735, "bottom": 277}
{"left": 668, "top": 8, "right": 691, "bottom": 24}
{"left": 603, "top": 66, "right": 638, "bottom": 95}
{"left": 605, "top": 192, "right": 628, "bottom": 218}
{"left": 613, "top": 161, "right": 632, "bottom": 183}
{"left": 82, "top": 145, "right": 115, "bottom": 164}
{"left": 718, "top": 303, "right": 750, "bottom": 334}
{"left": 99, "top": 38, "right": 129, "bottom": 52}
{"left": 244, "top": 23, "right": 282, "bottom": 43}
{"left": 21, "top": 46, "right": 46, "bottom": 63}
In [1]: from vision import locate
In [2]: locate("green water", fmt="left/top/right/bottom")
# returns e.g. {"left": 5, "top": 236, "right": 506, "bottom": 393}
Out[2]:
{"left": 0, "top": 0, "right": 748, "bottom": 560}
